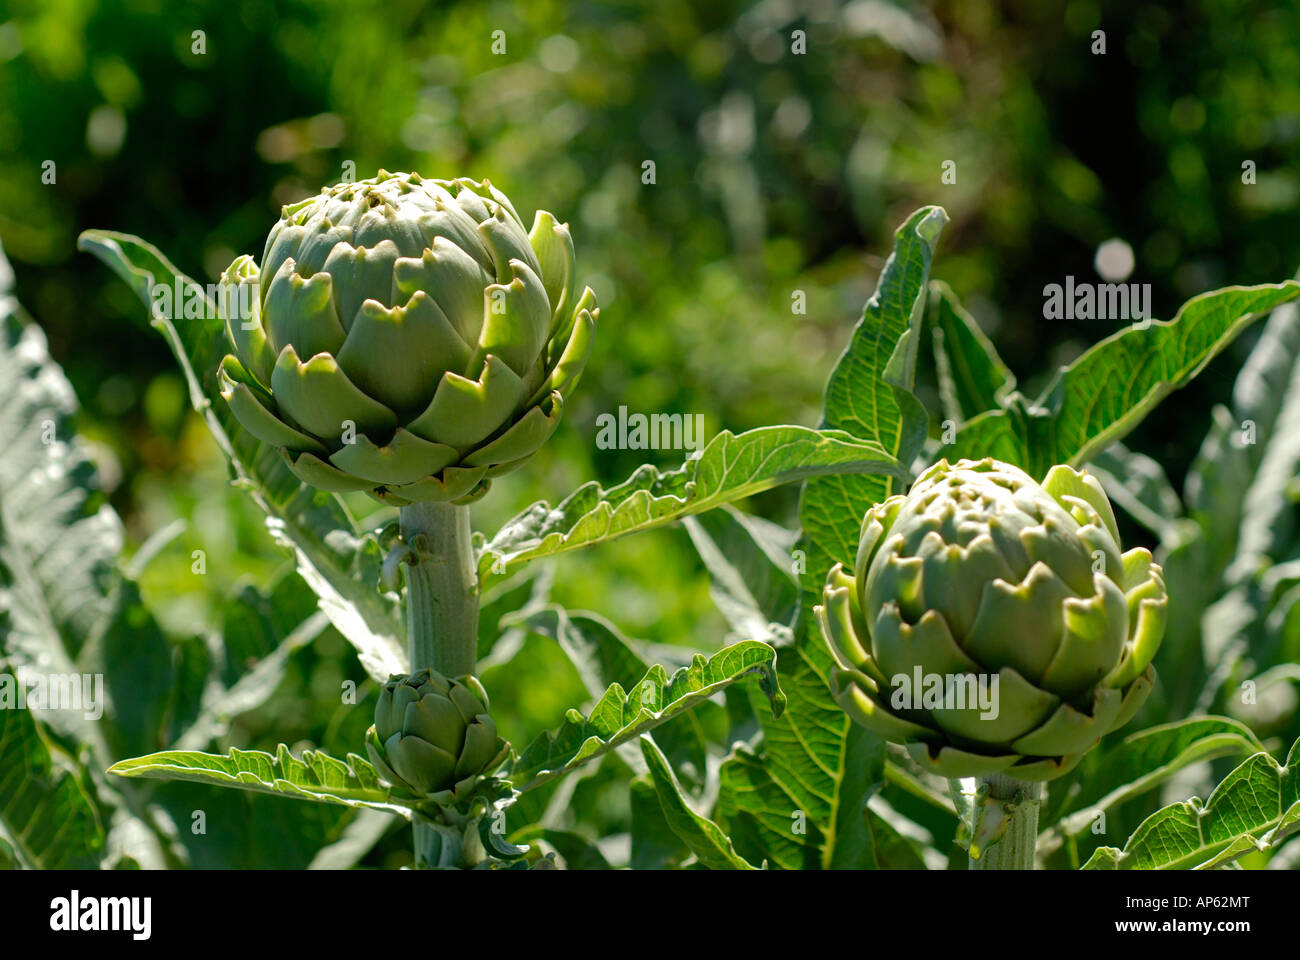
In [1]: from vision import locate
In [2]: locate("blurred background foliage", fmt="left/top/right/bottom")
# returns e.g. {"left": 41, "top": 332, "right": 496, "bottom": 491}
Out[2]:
{"left": 2, "top": 0, "right": 1299, "bottom": 864}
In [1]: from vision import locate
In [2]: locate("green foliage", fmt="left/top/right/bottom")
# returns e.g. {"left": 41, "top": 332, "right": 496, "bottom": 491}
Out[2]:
{"left": 0, "top": 702, "right": 104, "bottom": 869}
{"left": 1039, "top": 717, "right": 1265, "bottom": 846}
{"left": 1083, "top": 736, "right": 1300, "bottom": 870}
{"left": 949, "top": 283, "right": 1300, "bottom": 475}
{"left": 664, "top": 209, "right": 1300, "bottom": 870}
{"left": 22, "top": 183, "right": 1300, "bottom": 869}
{"left": 929, "top": 280, "right": 1016, "bottom": 422}
{"left": 509, "top": 639, "right": 784, "bottom": 793}
{"left": 9, "top": 0, "right": 1300, "bottom": 870}
{"left": 640, "top": 737, "right": 757, "bottom": 870}
{"left": 0, "top": 253, "right": 378, "bottom": 867}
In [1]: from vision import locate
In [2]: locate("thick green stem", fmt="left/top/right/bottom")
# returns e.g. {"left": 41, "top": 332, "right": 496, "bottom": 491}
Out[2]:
{"left": 400, "top": 501, "right": 479, "bottom": 866}
{"left": 969, "top": 774, "right": 1041, "bottom": 870}
{"left": 401, "top": 502, "right": 478, "bottom": 677}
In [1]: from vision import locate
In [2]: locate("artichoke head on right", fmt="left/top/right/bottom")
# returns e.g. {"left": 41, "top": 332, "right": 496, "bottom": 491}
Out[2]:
{"left": 817, "top": 457, "right": 1167, "bottom": 782}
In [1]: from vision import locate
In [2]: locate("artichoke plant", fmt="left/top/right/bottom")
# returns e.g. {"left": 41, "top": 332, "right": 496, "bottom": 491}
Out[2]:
{"left": 818, "top": 457, "right": 1166, "bottom": 781}
{"left": 217, "top": 170, "right": 597, "bottom": 505}
{"left": 365, "top": 669, "right": 510, "bottom": 802}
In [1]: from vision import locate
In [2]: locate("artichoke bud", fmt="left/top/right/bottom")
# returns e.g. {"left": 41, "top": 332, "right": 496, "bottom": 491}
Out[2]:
{"left": 217, "top": 170, "right": 598, "bottom": 506}
{"left": 365, "top": 668, "right": 510, "bottom": 802}
{"left": 817, "top": 457, "right": 1167, "bottom": 782}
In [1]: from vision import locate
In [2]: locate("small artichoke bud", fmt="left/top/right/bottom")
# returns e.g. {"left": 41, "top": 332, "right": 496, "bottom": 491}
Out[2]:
{"left": 365, "top": 669, "right": 509, "bottom": 801}
{"left": 817, "top": 457, "right": 1167, "bottom": 782}
{"left": 217, "top": 170, "right": 598, "bottom": 506}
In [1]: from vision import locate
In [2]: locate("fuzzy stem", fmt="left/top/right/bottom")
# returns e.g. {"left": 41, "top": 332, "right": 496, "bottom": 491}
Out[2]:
{"left": 400, "top": 501, "right": 479, "bottom": 865}
{"left": 969, "top": 774, "right": 1041, "bottom": 870}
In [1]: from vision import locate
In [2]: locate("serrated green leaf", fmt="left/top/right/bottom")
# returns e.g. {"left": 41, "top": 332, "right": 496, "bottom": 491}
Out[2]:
{"left": 1041, "top": 717, "right": 1264, "bottom": 845}
{"left": 950, "top": 281, "right": 1300, "bottom": 474}
{"left": 108, "top": 744, "right": 413, "bottom": 816}
{"left": 716, "top": 742, "right": 822, "bottom": 869}
{"left": 511, "top": 640, "right": 784, "bottom": 792}
{"left": 1082, "top": 736, "right": 1300, "bottom": 869}
{"left": 476, "top": 425, "right": 907, "bottom": 578}
{"left": 505, "top": 604, "right": 712, "bottom": 792}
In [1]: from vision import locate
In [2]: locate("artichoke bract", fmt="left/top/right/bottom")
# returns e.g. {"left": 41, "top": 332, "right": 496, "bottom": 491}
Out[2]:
{"left": 365, "top": 669, "right": 509, "bottom": 801}
{"left": 817, "top": 457, "right": 1166, "bottom": 782}
{"left": 217, "top": 170, "right": 597, "bottom": 505}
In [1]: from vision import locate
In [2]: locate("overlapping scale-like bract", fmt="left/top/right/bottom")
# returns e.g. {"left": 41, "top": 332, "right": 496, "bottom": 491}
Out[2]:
{"left": 364, "top": 669, "right": 510, "bottom": 802}
{"left": 217, "top": 170, "right": 597, "bottom": 505}
{"left": 817, "top": 458, "right": 1166, "bottom": 781}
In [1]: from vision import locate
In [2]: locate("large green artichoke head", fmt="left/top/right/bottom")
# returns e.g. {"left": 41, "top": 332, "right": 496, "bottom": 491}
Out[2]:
{"left": 365, "top": 669, "right": 510, "bottom": 802}
{"left": 217, "top": 170, "right": 597, "bottom": 505}
{"left": 817, "top": 457, "right": 1166, "bottom": 782}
